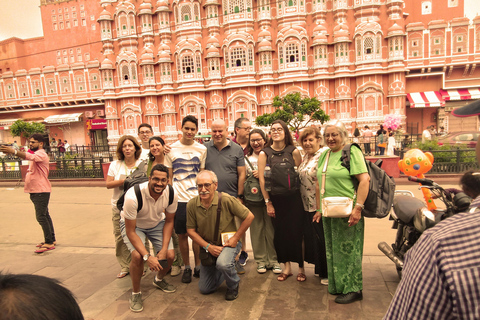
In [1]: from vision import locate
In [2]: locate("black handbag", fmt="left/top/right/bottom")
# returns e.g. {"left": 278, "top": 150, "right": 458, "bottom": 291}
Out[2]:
{"left": 199, "top": 193, "right": 222, "bottom": 267}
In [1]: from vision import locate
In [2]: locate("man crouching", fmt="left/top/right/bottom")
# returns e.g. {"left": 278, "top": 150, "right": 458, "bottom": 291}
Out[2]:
{"left": 120, "top": 164, "right": 178, "bottom": 312}
{"left": 187, "top": 170, "right": 254, "bottom": 300}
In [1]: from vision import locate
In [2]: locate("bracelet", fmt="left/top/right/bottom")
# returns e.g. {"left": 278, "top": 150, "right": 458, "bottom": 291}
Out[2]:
{"left": 355, "top": 203, "right": 365, "bottom": 209}
{"left": 204, "top": 243, "right": 210, "bottom": 252}
{"left": 316, "top": 209, "right": 321, "bottom": 212}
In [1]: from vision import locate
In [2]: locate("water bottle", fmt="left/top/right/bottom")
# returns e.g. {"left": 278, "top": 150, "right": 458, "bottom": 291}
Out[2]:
{"left": 264, "top": 164, "right": 271, "bottom": 192}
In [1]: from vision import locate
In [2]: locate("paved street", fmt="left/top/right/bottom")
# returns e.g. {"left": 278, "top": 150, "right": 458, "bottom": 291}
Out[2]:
{"left": 0, "top": 181, "right": 459, "bottom": 320}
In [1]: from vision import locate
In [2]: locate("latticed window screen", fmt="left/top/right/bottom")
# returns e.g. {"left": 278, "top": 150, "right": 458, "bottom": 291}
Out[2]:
{"left": 194, "top": 3, "right": 199, "bottom": 19}
{"left": 286, "top": 43, "right": 299, "bottom": 62}
{"left": 196, "top": 56, "right": 201, "bottom": 73}
{"left": 229, "top": 0, "right": 245, "bottom": 13}
{"left": 182, "top": 56, "right": 194, "bottom": 73}
{"left": 231, "top": 47, "right": 246, "bottom": 66}
{"left": 364, "top": 37, "right": 374, "bottom": 54}
{"left": 181, "top": 5, "right": 191, "bottom": 21}
{"left": 248, "top": 48, "right": 253, "bottom": 65}
{"left": 279, "top": 45, "right": 283, "bottom": 63}
{"left": 285, "top": 0, "right": 297, "bottom": 7}
{"left": 122, "top": 65, "right": 129, "bottom": 80}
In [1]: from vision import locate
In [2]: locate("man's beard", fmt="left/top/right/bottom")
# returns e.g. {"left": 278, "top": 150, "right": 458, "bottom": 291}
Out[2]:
{"left": 30, "top": 146, "right": 39, "bottom": 152}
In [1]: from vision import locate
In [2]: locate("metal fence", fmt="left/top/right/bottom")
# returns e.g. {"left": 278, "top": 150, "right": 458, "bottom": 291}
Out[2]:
{"left": 46, "top": 145, "right": 116, "bottom": 162}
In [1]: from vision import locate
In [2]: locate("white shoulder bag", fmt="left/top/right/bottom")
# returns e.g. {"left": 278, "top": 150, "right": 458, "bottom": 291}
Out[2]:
{"left": 320, "top": 150, "right": 354, "bottom": 218}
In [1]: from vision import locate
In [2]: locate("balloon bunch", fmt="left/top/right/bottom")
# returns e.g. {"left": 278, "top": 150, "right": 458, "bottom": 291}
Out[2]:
{"left": 398, "top": 149, "right": 437, "bottom": 211}
{"left": 383, "top": 114, "right": 402, "bottom": 131}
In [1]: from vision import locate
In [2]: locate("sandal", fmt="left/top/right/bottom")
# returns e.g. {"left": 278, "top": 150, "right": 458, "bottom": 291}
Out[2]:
{"left": 36, "top": 241, "right": 57, "bottom": 248}
{"left": 297, "top": 273, "right": 307, "bottom": 282}
{"left": 34, "top": 245, "right": 55, "bottom": 254}
{"left": 117, "top": 271, "right": 129, "bottom": 279}
{"left": 277, "top": 273, "right": 293, "bottom": 281}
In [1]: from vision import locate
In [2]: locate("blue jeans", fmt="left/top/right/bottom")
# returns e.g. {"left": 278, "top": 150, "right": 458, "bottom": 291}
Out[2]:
{"left": 199, "top": 241, "right": 242, "bottom": 294}
{"left": 30, "top": 193, "right": 55, "bottom": 244}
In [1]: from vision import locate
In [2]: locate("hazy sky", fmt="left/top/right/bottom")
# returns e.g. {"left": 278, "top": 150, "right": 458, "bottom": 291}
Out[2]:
{"left": 0, "top": 0, "right": 478, "bottom": 41}
{"left": 0, "top": 0, "right": 43, "bottom": 41}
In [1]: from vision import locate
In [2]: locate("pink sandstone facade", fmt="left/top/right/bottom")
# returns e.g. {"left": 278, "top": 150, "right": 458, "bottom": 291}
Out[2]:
{"left": 0, "top": 0, "right": 479, "bottom": 146}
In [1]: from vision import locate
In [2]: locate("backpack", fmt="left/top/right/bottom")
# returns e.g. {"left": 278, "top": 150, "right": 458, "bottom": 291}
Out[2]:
{"left": 117, "top": 183, "right": 175, "bottom": 212}
{"left": 244, "top": 157, "right": 264, "bottom": 203}
{"left": 263, "top": 145, "right": 300, "bottom": 196}
{"left": 341, "top": 143, "right": 395, "bottom": 218}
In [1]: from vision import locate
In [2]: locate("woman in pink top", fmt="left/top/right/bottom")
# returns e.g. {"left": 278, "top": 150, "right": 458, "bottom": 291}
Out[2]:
{"left": 362, "top": 126, "right": 373, "bottom": 156}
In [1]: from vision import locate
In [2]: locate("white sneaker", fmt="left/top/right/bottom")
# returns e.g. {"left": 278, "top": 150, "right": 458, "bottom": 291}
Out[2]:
{"left": 320, "top": 278, "right": 329, "bottom": 286}
{"left": 171, "top": 265, "right": 181, "bottom": 277}
{"left": 257, "top": 265, "right": 267, "bottom": 274}
{"left": 272, "top": 265, "right": 282, "bottom": 274}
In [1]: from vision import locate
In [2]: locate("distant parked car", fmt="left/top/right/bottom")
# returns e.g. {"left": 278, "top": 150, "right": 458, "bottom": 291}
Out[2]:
{"left": 438, "top": 132, "right": 480, "bottom": 148}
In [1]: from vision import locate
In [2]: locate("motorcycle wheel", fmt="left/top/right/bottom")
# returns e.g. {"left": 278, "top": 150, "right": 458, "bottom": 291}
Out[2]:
{"left": 396, "top": 267, "right": 402, "bottom": 279}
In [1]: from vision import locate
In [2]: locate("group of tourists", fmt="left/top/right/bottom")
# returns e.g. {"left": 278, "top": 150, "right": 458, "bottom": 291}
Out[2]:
{"left": 103, "top": 116, "right": 372, "bottom": 312}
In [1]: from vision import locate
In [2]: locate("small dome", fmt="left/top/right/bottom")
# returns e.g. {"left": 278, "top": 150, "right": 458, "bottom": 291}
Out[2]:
{"left": 157, "top": 50, "right": 172, "bottom": 63}
{"left": 257, "top": 39, "right": 274, "bottom": 52}
{"left": 98, "top": 9, "right": 113, "bottom": 21}
{"left": 100, "top": 58, "right": 114, "bottom": 69}
{"left": 206, "top": 46, "right": 220, "bottom": 57}
{"left": 312, "top": 33, "right": 328, "bottom": 46}
{"left": 159, "top": 42, "right": 171, "bottom": 53}
{"left": 206, "top": 35, "right": 219, "bottom": 48}
{"left": 139, "top": 1, "right": 153, "bottom": 15}
{"left": 140, "top": 48, "right": 154, "bottom": 63}
{"left": 333, "top": 24, "right": 349, "bottom": 42}
{"left": 258, "top": 28, "right": 271, "bottom": 39}
{"left": 155, "top": 0, "right": 171, "bottom": 12}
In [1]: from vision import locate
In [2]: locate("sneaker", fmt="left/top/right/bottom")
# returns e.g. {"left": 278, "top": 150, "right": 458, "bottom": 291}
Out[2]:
{"left": 257, "top": 265, "right": 267, "bottom": 274}
{"left": 235, "top": 261, "right": 245, "bottom": 275}
{"left": 272, "top": 265, "right": 282, "bottom": 274}
{"left": 171, "top": 265, "right": 181, "bottom": 277}
{"left": 239, "top": 251, "right": 249, "bottom": 266}
{"left": 225, "top": 284, "right": 239, "bottom": 301}
{"left": 334, "top": 291, "right": 363, "bottom": 304}
{"left": 153, "top": 278, "right": 176, "bottom": 293}
{"left": 182, "top": 268, "right": 192, "bottom": 283}
{"left": 320, "top": 278, "right": 329, "bottom": 286}
{"left": 193, "top": 267, "right": 200, "bottom": 278}
{"left": 129, "top": 293, "right": 143, "bottom": 312}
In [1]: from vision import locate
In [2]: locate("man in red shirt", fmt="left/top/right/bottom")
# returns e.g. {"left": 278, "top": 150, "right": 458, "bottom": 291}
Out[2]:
{"left": 1, "top": 134, "right": 56, "bottom": 253}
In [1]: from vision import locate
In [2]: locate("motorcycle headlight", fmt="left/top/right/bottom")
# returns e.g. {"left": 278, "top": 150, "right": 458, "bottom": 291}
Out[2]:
{"left": 413, "top": 207, "right": 436, "bottom": 232}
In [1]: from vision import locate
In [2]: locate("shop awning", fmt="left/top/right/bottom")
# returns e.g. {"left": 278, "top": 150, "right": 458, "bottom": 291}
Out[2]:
{"left": 44, "top": 113, "right": 83, "bottom": 124}
{"left": 440, "top": 88, "right": 480, "bottom": 101}
{"left": 0, "top": 119, "right": 18, "bottom": 130}
{"left": 406, "top": 91, "right": 445, "bottom": 108}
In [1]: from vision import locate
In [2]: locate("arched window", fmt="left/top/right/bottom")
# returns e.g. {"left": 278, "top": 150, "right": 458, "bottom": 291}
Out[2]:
{"left": 286, "top": 43, "right": 299, "bottom": 62}
{"left": 122, "top": 64, "right": 129, "bottom": 80}
{"left": 182, "top": 56, "right": 194, "bottom": 73}
{"left": 181, "top": 5, "right": 191, "bottom": 21}
{"left": 364, "top": 37, "right": 374, "bottom": 55}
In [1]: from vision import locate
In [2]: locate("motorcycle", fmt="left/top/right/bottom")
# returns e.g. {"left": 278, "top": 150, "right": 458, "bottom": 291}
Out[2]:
{"left": 378, "top": 176, "right": 471, "bottom": 278}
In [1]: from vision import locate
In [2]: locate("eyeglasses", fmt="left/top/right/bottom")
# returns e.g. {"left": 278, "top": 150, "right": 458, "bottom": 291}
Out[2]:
{"left": 250, "top": 139, "right": 263, "bottom": 143}
{"left": 239, "top": 127, "right": 252, "bottom": 131}
{"left": 197, "top": 183, "right": 213, "bottom": 189}
{"left": 271, "top": 128, "right": 284, "bottom": 133}
{"left": 151, "top": 178, "right": 168, "bottom": 183}
{"left": 139, "top": 130, "right": 152, "bottom": 135}
{"left": 325, "top": 133, "right": 340, "bottom": 138}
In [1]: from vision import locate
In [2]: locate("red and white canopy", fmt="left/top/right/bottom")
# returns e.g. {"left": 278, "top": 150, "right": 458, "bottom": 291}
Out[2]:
{"left": 406, "top": 91, "right": 445, "bottom": 108}
{"left": 440, "top": 88, "right": 480, "bottom": 101}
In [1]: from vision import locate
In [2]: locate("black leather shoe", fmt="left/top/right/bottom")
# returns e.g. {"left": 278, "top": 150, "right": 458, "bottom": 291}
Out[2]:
{"left": 334, "top": 291, "right": 363, "bottom": 304}
{"left": 225, "top": 284, "right": 239, "bottom": 301}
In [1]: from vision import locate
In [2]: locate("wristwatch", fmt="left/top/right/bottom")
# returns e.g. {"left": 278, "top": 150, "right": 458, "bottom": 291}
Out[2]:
{"left": 265, "top": 199, "right": 271, "bottom": 204}
{"left": 143, "top": 253, "right": 150, "bottom": 261}
{"left": 238, "top": 194, "right": 244, "bottom": 200}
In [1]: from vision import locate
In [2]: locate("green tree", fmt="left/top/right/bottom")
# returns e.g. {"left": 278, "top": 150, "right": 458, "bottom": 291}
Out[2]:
{"left": 255, "top": 93, "right": 330, "bottom": 132}
{"left": 10, "top": 120, "right": 46, "bottom": 139}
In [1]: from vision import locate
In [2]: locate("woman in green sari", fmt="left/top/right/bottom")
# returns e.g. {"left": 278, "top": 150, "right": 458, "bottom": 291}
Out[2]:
{"left": 314, "top": 120, "right": 370, "bottom": 304}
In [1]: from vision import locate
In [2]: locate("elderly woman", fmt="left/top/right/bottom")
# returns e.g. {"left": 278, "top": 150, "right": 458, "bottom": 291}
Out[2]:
{"left": 315, "top": 121, "right": 370, "bottom": 304}
{"left": 106, "top": 135, "right": 144, "bottom": 279}
{"left": 298, "top": 127, "right": 329, "bottom": 284}
{"left": 258, "top": 120, "right": 304, "bottom": 282}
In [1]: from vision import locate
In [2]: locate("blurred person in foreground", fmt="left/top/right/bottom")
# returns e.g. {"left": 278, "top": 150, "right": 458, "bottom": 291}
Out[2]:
{"left": 0, "top": 273, "right": 84, "bottom": 320}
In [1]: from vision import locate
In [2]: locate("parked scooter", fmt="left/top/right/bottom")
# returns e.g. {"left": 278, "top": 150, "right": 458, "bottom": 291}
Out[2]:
{"left": 378, "top": 176, "right": 471, "bottom": 278}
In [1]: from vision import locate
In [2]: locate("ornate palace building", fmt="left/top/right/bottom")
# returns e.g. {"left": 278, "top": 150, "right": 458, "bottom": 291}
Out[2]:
{"left": 0, "top": 0, "right": 479, "bottom": 145}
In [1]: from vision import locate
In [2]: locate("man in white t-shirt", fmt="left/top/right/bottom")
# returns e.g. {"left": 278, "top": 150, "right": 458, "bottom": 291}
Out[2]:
{"left": 422, "top": 126, "right": 432, "bottom": 143}
{"left": 165, "top": 115, "right": 207, "bottom": 283}
{"left": 138, "top": 123, "right": 154, "bottom": 161}
{"left": 120, "top": 164, "right": 178, "bottom": 313}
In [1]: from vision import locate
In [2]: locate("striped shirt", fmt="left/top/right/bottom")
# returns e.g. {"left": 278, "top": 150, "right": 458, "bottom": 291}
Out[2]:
{"left": 384, "top": 198, "right": 480, "bottom": 320}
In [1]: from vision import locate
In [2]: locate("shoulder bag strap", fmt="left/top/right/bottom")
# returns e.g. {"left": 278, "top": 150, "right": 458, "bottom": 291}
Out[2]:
{"left": 244, "top": 157, "right": 255, "bottom": 171}
{"left": 320, "top": 150, "right": 331, "bottom": 198}
{"left": 213, "top": 192, "right": 223, "bottom": 245}
{"left": 134, "top": 184, "right": 143, "bottom": 213}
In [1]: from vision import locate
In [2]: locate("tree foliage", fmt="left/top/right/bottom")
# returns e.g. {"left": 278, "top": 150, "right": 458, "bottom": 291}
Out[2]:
{"left": 255, "top": 93, "right": 330, "bottom": 132}
{"left": 10, "top": 120, "right": 46, "bottom": 139}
